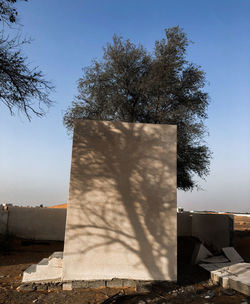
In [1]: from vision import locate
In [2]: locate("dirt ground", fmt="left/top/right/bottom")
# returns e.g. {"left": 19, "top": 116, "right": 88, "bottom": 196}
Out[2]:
{"left": 0, "top": 232, "right": 250, "bottom": 304}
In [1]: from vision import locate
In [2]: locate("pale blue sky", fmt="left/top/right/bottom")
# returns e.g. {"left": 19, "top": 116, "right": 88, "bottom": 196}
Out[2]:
{"left": 0, "top": 0, "right": 249, "bottom": 212}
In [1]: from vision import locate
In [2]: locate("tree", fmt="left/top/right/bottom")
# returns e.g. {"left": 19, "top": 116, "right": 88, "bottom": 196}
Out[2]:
{"left": 0, "top": 0, "right": 26, "bottom": 24}
{"left": 63, "top": 26, "right": 211, "bottom": 191}
{"left": 0, "top": 0, "right": 54, "bottom": 119}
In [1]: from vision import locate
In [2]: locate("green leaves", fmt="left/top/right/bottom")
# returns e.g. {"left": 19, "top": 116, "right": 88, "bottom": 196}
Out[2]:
{"left": 64, "top": 26, "right": 211, "bottom": 190}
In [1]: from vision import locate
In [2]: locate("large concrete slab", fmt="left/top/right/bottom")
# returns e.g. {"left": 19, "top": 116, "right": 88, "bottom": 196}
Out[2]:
{"left": 210, "top": 263, "right": 250, "bottom": 296}
{"left": 63, "top": 120, "right": 177, "bottom": 282}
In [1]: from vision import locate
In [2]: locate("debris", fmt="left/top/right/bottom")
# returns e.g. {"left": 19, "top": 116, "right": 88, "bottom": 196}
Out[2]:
{"left": 62, "top": 282, "right": 72, "bottom": 291}
{"left": 101, "top": 292, "right": 123, "bottom": 304}
{"left": 200, "top": 255, "right": 229, "bottom": 264}
{"left": 222, "top": 288, "right": 236, "bottom": 296}
{"left": 203, "top": 290, "right": 215, "bottom": 299}
{"left": 36, "top": 284, "right": 48, "bottom": 291}
{"left": 240, "top": 298, "right": 250, "bottom": 304}
{"left": 222, "top": 247, "right": 244, "bottom": 263}
{"left": 191, "top": 243, "right": 213, "bottom": 264}
{"left": 199, "top": 262, "right": 234, "bottom": 272}
{"left": 136, "top": 281, "right": 152, "bottom": 293}
{"left": 208, "top": 263, "right": 250, "bottom": 296}
{"left": 17, "top": 284, "right": 36, "bottom": 291}
{"left": 48, "top": 285, "right": 58, "bottom": 292}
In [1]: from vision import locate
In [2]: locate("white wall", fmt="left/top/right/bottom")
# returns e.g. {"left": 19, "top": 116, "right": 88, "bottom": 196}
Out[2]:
{"left": 63, "top": 120, "right": 177, "bottom": 282}
{"left": 0, "top": 207, "right": 66, "bottom": 241}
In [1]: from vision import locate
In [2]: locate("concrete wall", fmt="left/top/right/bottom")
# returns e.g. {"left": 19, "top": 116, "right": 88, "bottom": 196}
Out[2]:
{"left": 177, "top": 212, "right": 192, "bottom": 237}
{"left": 0, "top": 211, "right": 8, "bottom": 234}
{"left": 178, "top": 212, "right": 234, "bottom": 251}
{"left": 63, "top": 120, "right": 177, "bottom": 282}
{"left": 0, "top": 207, "right": 66, "bottom": 241}
{"left": 192, "top": 213, "right": 234, "bottom": 251}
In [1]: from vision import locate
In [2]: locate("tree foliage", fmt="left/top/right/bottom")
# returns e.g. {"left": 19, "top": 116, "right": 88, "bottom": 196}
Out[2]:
{"left": 0, "top": 0, "right": 54, "bottom": 119}
{"left": 64, "top": 27, "right": 211, "bottom": 190}
{"left": 0, "top": 0, "right": 26, "bottom": 24}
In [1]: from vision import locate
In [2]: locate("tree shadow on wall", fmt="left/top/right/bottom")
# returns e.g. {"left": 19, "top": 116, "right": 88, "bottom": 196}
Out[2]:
{"left": 63, "top": 120, "right": 177, "bottom": 281}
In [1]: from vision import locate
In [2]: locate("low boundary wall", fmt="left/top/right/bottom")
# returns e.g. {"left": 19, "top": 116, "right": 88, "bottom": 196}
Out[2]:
{"left": 0, "top": 208, "right": 235, "bottom": 245}
{"left": 0, "top": 207, "right": 66, "bottom": 241}
{"left": 178, "top": 212, "right": 234, "bottom": 250}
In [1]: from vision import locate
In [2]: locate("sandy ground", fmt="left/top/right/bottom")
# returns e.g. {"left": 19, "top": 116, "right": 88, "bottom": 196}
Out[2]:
{"left": 1, "top": 232, "right": 250, "bottom": 304}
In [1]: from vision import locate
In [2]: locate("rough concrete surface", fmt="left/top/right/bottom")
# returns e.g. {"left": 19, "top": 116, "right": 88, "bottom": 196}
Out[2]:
{"left": 22, "top": 252, "right": 63, "bottom": 283}
{"left": 63, "top": 120, "right": 177, "bottom": 282}
{"left": 210, "top": 263, "right": 250, "bottom": 296}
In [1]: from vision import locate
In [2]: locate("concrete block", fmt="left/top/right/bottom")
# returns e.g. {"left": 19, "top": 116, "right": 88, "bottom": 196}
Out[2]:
{"left": 48, "top": 252, "right": 63, "bottom": 268}
{"left": 17, "top": 283, "right": 36, "bottom": 292}
{"left": 208, "top": 263, "right": 250, "bottom": 296}
{"left": 106, "top": 279, "right": 123, "bottom": 288}
{"left": 122, "top": 279, "right": 136, "bottom": 288}
{"left": 192, "top": 243, "right": 212, "bottom": 264}
{"left": 229, "top": 278, "right": 250, "bottom": 296}
{"left": 200, "top": 262, "right": 235, "bottom": 274}
{"left": 87, "top": 280, "right": 106, "bottom": 288}
{"left": 221, "top": 276, "right": 230, "bottom": 289}
{"left": 22, "top": 252, "right": 62, "bottom": 283}
{"left": 222, "top": 247, "right": 244, "bottom": 263}
{"left": 199, "top": 263, "right": 221, "bottom": 272}
{"left": 226, "top": 263, "right": 250, "bottom": 296}
{"left": 211, "top": 268, "right": 231, "bottom": 286}
{"left": 63, "top": 120, "right": 177, "bottom": 282}
{"left": 72, "top": 281, "right": 89, "bottom": 288}
{"left": 63, "top": 282, "right": 72, "bottom": 291}
{"left": 38, "top": 258, "right": 49, "bottom": 266}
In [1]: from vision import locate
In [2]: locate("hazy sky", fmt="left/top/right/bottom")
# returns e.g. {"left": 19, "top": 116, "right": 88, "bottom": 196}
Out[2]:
{"left": 0, "top": 0, "right": 249, "bottom": 212}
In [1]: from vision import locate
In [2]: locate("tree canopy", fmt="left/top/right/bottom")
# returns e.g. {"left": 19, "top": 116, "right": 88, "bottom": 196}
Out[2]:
{"left": 63, "top": 26, "right": 211, "bottom": 191}
{"left": 0, "top": 0, "right": 54, "bottom": 119}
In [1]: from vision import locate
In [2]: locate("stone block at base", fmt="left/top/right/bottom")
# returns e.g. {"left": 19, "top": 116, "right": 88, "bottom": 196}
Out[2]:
{"left": 72, "top": 281, "right": 89, "bottom": 289}
{"left": 63, "top": 282, "right": 72, "bottom": 291}
{"left": 106, "top": 279, "right": 124, "bottom": 288}
{"left": 87, "top": 280, "right": 106, "bottom": 288}
{"left": 122, "top": 279, "right": 137, "bottom": 288}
